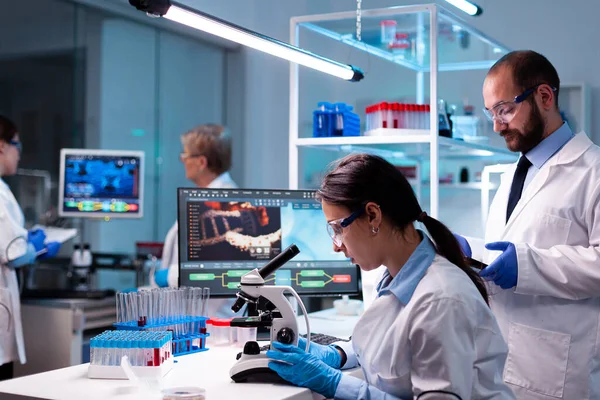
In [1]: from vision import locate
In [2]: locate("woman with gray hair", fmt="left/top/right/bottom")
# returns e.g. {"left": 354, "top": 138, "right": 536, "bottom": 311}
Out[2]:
{"left": 152, "top": 124, "right": 237, "bottom": 316}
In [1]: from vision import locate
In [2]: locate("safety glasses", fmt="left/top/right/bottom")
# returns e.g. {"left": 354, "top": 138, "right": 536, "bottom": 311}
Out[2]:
{"left": 9, "top": 140, "right": 22, "bottom": 155}
{"left": 483, "top": 84, "right": 557, "bottom": 125}
{"left": 326, "top": 207, "right": 364, "bottom": 247}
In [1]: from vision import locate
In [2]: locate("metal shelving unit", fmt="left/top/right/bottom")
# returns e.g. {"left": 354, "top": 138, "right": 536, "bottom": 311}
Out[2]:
{"left": 288, "top": 3, "right": 518, "bottom": 218}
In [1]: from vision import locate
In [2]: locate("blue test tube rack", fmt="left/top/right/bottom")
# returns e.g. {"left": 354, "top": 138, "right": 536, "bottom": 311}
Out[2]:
{"left": 313, "top": 102, "right": 361, "bottom": 138}
{"left": 114, "top": 316, "right": 210, "bottom": 357}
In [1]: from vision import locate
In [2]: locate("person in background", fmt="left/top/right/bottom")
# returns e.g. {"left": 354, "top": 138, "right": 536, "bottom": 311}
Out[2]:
{"left": 152, "top": 124, "right": 238, "bottom": 317}
{"left": 268, "top": 154, "right": 515, "bottom": 400}
{"left": 0, "top": 115, "right": 61, "bottom": 381}
{"left": 456, "top": 50, "right": 600, "bottom": 399}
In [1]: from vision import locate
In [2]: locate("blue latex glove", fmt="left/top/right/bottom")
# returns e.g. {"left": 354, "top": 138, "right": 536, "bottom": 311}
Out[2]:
{"left": 154, "top": 268, "right": 169, "bottom": 287}
{"left": 38, "top": 241, "right": 60, "bottom": 259}
{"left": 453, "top": 233, "right": 472, "bottom": 258}
{"left": 268, "top": 341, "right": 342, "bottom": 399}
{"left": 27, "top": 229, "right": 46, "bottom": 252}
{"left": 298, "top": 336, "right": 342, "bottom": 368}
{"left": 480, "top": 241, "right": 518, "bottom": 289}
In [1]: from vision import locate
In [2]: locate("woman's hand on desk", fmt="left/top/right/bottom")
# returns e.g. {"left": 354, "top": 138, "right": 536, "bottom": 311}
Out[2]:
{"left": 297, "top": 337, "right": 343, "bottom": 368}
{"left": 268, "top": 341, "right": 342, "bottom": 399}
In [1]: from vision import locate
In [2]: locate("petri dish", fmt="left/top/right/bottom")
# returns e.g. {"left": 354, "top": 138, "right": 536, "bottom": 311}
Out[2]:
{"left": 162, "top": 387, "right": 206, "bottom": 400}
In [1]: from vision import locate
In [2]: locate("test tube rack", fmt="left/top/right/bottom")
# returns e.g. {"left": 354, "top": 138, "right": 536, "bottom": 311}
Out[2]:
{"left": 88, "top": 356, "right": 174, "bottom": 380}
{"left": 114, "top": 316, "right": 210, "bottom": 357}
{"left": 88, "top": 330, "right": 174, "bottom": 380}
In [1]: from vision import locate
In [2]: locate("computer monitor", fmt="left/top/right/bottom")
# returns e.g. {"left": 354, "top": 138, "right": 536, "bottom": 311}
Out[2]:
{"left": 177, "top": 188, "right": 360, "bottom": 297}
{"left": 58, "top": 149, "right": 144, "bottom": 218}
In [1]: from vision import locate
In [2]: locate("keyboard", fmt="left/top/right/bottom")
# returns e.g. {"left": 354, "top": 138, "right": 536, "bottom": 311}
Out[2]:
{"left": 302, "top": 332, "right": 350, "bottom": 345}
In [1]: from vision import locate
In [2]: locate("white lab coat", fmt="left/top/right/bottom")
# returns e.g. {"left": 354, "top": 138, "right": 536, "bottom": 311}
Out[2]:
{"left": 154, "top": 172, "right": 238, "bottom": 317}
{"left": 0, "top": 178, "right": 28, "bottom": 366}
{"left": 349, "top": 255, "right": 515, "bottom": 399}
{"left": 476, "top": 132, "right": 600, "bottom": 399}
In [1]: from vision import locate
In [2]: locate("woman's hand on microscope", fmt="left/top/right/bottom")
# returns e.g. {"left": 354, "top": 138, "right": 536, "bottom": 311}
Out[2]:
{"left": 297, "top": 337, "right": 343, "bottom": 369}
{"left": 267, "top": 341, "right": 342, "bottom": 399}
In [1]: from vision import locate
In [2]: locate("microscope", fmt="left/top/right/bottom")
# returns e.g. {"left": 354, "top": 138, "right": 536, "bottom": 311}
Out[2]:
{"left": 229, "top": 244, "right": 311, "bottom": 383}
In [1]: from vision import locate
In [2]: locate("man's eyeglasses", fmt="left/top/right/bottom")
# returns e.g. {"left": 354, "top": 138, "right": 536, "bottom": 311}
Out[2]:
{"left": 483, "top": 84, "right": 557, "bottom": 125}
{"left": 326, "top": 208, "right": 365, "bottom": 247}
{"left": 9, "top": 140, "right": 22, "bottom": 154}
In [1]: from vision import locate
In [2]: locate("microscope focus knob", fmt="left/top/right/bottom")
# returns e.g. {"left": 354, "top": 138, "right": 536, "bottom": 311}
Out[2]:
{"left": 243, "top": 341, "right": 261, "bottom": 355}
{"left": 277, "top": 328, "right": 295, "bottom": 345}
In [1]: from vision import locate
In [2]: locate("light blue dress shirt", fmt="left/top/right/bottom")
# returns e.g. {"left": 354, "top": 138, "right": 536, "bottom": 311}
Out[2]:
{"left": 522, "top": 122, "right": 574, "bottom": 190}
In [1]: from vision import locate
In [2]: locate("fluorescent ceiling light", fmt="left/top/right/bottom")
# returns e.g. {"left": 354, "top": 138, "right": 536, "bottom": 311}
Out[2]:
{"left": 444, "top": 0, "right": 483, "bottom": 16}
{"left": 129, "top": 0, "right": 364, "bottom": 82}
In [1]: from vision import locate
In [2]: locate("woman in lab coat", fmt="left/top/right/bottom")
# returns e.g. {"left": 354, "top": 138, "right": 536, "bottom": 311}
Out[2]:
{"left": 267, "top": 154, "right": 515, "bottom": 400}
{"left": 152, "top": 124, "right": 237, "bottom": 317}
{"left": 0, "top": 116, "right": 60, "bottom": 380}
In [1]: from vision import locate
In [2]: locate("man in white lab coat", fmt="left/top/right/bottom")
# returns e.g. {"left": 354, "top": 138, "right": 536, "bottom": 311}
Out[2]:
{"left": 152, "top": 124, "right": 238, "bottom": 317}
{"left": 460, "top": 50, "right": 600, "bottom": 399}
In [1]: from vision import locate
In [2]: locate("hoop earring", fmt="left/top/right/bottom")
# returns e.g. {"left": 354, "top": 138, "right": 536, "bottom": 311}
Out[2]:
{"left": 371, "top": 226, "right": 379, "bottom": 234}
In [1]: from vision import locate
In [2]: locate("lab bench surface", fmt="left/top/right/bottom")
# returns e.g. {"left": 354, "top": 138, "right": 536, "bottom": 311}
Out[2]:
{"left": 0, "top": 308, "right": 362, "bottom": 399}
{"left": 0, "top": 343, "right": 362, "bottom": 400}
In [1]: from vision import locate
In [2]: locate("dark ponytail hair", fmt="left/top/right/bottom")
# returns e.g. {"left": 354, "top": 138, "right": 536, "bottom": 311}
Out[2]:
{"left": 317, "top": 153, "right": 488, "bottom": 305}
{"left": 0, "top": 115, "right": 18, "bottom": 143}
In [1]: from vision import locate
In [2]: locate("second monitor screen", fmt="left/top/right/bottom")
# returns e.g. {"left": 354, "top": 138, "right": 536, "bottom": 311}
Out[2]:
{"left": 60, "top": 150, "right": 143, "bottom": 217}
{"left": 178, "top": 189, "right": 360, "bottom": 297}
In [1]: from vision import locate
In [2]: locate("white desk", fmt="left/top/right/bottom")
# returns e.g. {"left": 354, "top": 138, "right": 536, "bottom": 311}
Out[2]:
{"left": 0, "top": 310, "right": 362, "bottom": 400}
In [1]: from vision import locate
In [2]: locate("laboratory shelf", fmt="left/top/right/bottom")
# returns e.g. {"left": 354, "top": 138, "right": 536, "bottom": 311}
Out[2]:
{"left": 289, "top": 3, "right": 516, "bottom": 220}
{"left": 293, "top": 5, "right": 510, "bottom": 73}
{"left": 295, "top": 133, "right": 516, "bottom": 162}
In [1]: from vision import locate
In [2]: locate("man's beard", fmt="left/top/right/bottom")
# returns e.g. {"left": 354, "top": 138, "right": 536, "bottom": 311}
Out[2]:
{"left": 501, "top": 101, "right": 545, "bottom": 153}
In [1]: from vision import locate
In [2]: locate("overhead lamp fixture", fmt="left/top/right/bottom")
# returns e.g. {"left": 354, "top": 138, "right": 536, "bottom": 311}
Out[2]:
{"left": 444, "top": 0, "right": 483, "bottom": 16}
{"left": 129, "top": 0, "right": 364, "bottom": 82}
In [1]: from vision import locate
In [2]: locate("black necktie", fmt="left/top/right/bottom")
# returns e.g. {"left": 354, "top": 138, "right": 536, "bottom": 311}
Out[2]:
{"left": 506, "top": 155, "right": 532, "bottom": 222}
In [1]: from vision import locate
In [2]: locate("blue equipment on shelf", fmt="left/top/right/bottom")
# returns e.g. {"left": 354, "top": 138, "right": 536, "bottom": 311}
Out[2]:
{"left": 313, "top": 102, "right": 360, "bottom": 137}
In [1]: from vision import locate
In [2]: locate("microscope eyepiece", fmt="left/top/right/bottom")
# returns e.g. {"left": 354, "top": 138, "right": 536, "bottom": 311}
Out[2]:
{"left": 230, "top": 244, "right": 300, "bottom": 313}
{"left": 258, "top": 244, "right": 300, "bottom": 279}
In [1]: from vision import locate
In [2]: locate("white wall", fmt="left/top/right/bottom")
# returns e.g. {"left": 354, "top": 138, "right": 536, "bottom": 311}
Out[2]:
{"left": 93, "top": 19, "right": 158, "bottom": 253}
{"left": 156, "top": 31, "right": 226, "bottom": 240}
{"left": 89, "top": 18, "right": 227, "bottom": 254}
